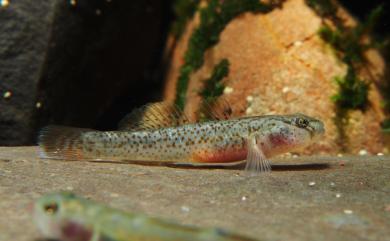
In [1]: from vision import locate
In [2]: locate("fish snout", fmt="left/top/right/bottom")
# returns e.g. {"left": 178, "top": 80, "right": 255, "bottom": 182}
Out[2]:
{"left": 310, "top": 121, "right": 325, "bottom": 139}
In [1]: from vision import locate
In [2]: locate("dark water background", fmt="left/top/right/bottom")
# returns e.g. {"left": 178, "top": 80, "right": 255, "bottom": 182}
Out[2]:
{"left": 91, "top": 0, "right": 390, "bottom": 130}
{"left": 0, "top": 0, "right": 388, "bottom": 145}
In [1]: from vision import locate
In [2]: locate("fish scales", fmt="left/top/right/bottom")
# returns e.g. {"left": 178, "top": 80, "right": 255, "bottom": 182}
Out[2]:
{"left": 82, "top": 119, "right": 251, "bottom": 162}
{"left": 38, "top": 102, "right": 325, "bottom": 173}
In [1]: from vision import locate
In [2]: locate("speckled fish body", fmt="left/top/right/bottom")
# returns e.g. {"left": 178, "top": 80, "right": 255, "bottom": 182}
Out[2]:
{"left": 33, "top": 192, "right": 259, "bottom": 241}
{"left": 39, "top": 102, "right": 324, "bottom": 172}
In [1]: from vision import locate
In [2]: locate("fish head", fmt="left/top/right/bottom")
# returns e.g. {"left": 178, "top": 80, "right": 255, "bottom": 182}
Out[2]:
{"left": 288, "top": 113, "right": 325, "bottom": 140}
{"left": 32, "top": 192, "right": 77, "bottom": 239}
{"left": 261, "top": 113, "right": 325, "bottom": 156}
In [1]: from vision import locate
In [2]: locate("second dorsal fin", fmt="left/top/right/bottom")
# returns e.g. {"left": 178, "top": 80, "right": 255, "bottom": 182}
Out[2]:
{"left": 118, "top": 102, "right": 191, "bottom": 131}
{"left": 198, "top": 98, "right": 235, "bottom": 121}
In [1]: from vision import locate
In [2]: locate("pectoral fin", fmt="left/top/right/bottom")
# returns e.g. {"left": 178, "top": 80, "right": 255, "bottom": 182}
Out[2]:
{"left": 245, "top": 136, "right": 271, "bottom": 173}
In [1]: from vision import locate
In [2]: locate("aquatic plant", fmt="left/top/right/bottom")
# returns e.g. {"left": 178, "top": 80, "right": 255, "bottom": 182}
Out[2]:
{"left": 197, "top": 59, "right": 230, "bottom": 121}
{"left": 381, "top": 119, "right": 390, "bottom": 133}
{"left": 171, "top": 0, "right": 200, "bottom": 39}
{"left": 331, "top": 67, "right": 369, "bottom": 110}
{"left": 305, "top": 0, "right": 336, "bottom": 18}
{"left": 382, "top": 119, "right": 390, "bottom": 133}
{"left": 175, "top": 0, "right": 282, "bottom": 109}
{"left": 306, "top": 0, "right": 384, "bottom": 111}
{"left": 306, "top": 1, "right": 388, "bottom": 148}
{"left": 200, "top": 59, "right": 230, "bottom": 102}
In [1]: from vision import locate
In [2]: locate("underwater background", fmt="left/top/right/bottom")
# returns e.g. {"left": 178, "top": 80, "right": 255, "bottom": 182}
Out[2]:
{"left": 0, "top": 0, "right": 389, "bottom": 153}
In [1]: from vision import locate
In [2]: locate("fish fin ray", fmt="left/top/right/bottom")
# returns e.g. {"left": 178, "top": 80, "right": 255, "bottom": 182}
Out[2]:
{"left": 118, "top": 102, "right": 191, "bottom": 131}
{"left": 245, "top": 136, "right": 271, "bottom": 174}
{"left": 38, "top": 125, "right": 91, "bottom": 160}
{"left": 198, "top": 98, "right": 234, "bottom": 121}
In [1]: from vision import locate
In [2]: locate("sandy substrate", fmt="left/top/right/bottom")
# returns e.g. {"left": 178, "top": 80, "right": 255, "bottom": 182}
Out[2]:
{"left": 0, "top": 146, "right": 389, "bottom": 241}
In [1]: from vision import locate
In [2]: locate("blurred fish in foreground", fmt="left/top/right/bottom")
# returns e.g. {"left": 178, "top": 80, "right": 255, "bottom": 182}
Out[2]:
{"left": 33, "top": 192, "right": 259, "bottom": 241}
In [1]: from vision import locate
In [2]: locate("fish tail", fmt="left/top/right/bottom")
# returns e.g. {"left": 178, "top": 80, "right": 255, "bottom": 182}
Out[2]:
{"left": 38, "top": 125, "right": 92, "bottom": 160}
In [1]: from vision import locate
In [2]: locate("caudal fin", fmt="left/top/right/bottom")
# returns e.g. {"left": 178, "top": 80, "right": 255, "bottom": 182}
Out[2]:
{"left": 38, "top": 125, "right": 93, "bottom": 160}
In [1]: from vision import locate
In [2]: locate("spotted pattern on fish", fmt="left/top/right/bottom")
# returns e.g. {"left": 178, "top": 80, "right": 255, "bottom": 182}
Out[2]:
{"left": 39, "top": 108, "right": 325, "bottom": 173}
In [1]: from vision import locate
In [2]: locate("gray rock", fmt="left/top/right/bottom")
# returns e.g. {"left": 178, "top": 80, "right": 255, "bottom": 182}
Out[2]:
{"left": 0, "top": 147, "right": 389, "bottom": 241}
{"left": 0, "top": 0, "right": 169, "bottom": 145}
{"left": 0, "top": 1, "right": 59, "bottom": 145}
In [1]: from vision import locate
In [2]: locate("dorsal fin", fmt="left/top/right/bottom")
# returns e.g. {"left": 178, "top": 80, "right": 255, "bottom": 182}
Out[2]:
{"left": 118, "top": 102, "right": 191, "bottom": 131}
{"left": 198, "top": 98, "right": 235, "bottom": 121}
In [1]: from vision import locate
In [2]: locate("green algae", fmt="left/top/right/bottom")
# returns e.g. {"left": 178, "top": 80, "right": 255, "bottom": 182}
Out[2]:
{"left": 306, "top": 0, "right": 384, "bottom": 111}
{"left": 382, "top": 117, "right": 390, "bottom": 134}
{"left": 198, "top": 59, "right": 230, "bottom": 121}
{"left": 174, "top": 0, "right": 282, "bottom": 110}
{"left": 305, "top": 0, "right": 336, "bottom": 18}
{"left": 200, "top": 59, "right": 230, "bottom": 102}
{"left": 171, "top": 0, "right": 200, "bottom": 39}
{"left": 330, "top": 67, "right": 369, "bottom": 110}
{"left": 306, "top": 1, "right": 387, "bottom": 150}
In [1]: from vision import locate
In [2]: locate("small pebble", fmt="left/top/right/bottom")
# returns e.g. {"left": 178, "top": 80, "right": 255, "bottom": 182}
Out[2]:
{"left": 223, "top": 86, "right": 233, "bottom": 94}
{"left": 282, "top": 87, "right": 289, "bottom": 93}
{"left": 377, "top": 153, "right": 384, "bottom": 156}
{"left": 330, "top": 182, "right": 335, "bottom": 187}
{"left": 181, "top": 206, "right": 190, "bottom": 212}
{"left": 339, "top": 161, "right": 345, "bottom": 166}
{"left": 337, "top": 153, "right": 343, "bottom": 157}
{"left": 3, "top": 91, "right": 12, "bottom": 99}
{"left": 344, "top": 209, "right": 353, "bottom": 214}
{"left": 359, "top": 149, "right": 368, "bottom": 156}
{"left": 66, "top": 186, "right": 74, "bottom": 191}
{"left": 292, "top": 154, "right": 299, "bottom": 158}
{"left": 308, "top": 181, "right": 316, "bottom": 186}
{"left": 35, "top": 102, "right": 42, "bottom": 109}
{"left": 246, "top": 95, "right": 254, "bottom": 103}
{"left": 110, "top": 193, "right": 119, "bottom": 198}
{"left": 336, "top": 193, "right": 341, "bottom": 198}
{"left": 245, "top": 107, "right": 253, "bottom": 115}
{"left": 294, "top": 41, "right": 303, "bottom": 47}
{"left": 70, "top": 0, "right": 76, "bottom": 6}
{"left": 241, "top": 196, "right": 247, "bottom": 201}
{"left": 1, "top": 0, "right": 9, "bottom": 7}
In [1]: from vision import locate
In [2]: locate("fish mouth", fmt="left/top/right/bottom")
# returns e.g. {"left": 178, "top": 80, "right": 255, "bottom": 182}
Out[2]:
{"left": 307, "top": 122, "right": 325, "bottom": 140}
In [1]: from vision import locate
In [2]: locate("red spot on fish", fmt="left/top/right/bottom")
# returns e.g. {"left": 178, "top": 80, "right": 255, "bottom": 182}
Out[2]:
{"left": 61, "top": 221, "right": 93, "bottom": 241}
{"left": 27, "top": 202, "right": 34, "bottom": 213}
{"left": 269, "top": 134, "right": 289, "bottom": 146}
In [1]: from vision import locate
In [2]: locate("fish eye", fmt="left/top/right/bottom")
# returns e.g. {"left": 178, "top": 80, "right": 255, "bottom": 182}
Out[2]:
{"left": 296, "top": 118, "right": 309, "bottom": 128}
{"left": 43, "top": 202, "right": 59, "bottom": 215}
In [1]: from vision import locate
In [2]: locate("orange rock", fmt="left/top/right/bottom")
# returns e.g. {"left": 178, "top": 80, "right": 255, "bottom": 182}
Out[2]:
{"left": 164, "top": 0, "right": 388, "bottom": 154}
